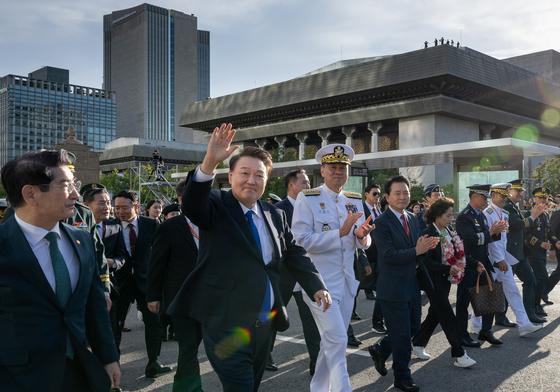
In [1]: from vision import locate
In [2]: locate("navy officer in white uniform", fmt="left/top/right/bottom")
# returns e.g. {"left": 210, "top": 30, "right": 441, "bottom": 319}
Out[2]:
{"left": 292, "top": 143, "right": 373, "bottom": 392}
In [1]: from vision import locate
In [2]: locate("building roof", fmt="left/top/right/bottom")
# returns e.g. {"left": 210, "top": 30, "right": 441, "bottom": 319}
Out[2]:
{"left": 179, "top": 45, "right": 560, "bottom": 132}
{"left": 100, "top": 137, "right": 206, "bottom": 171}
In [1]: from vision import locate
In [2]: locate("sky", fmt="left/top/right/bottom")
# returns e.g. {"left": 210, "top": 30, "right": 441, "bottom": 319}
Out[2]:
{"left": 2, "top": 0, "right": 560, "bottom": 98}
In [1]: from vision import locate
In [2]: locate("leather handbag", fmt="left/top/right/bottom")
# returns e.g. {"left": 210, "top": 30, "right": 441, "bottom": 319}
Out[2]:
{"left": 468, "top": 270, "right": 506, "bottom": 316}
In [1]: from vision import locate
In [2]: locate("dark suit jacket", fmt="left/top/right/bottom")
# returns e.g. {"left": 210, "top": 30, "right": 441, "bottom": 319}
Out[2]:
{"left": 120, "top": 216, "right": 158, "bottom": 293}
{"left": 275, "top": 198, "right": 294, "bottom": 226}
{"left": 418, "top": 224, "right": 452, "bottom": 292}
{"left": 503, "top": 198, "right": 527, "bottom": 262}
{"left": 0, "top": 215, "right": 117, "bottom": 392}
{"left": 168, "top": 175, "right": 326, "bottom": 332}
{"left": 99, "top": 219, "right": 128, "bottom": 295}
{"left": 147, "top": 214, "right": 198, "bottom": 312}
{"left": 373, "top": 208, "right": 421, "bottom": 301}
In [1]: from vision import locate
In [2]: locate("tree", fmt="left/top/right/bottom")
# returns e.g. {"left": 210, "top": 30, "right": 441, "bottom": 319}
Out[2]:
{"left": 534, "top": 156, "right": 560, "bottom": 193}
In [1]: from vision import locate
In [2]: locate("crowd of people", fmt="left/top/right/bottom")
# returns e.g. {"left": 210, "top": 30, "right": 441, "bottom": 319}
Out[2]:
{"left": 1, "top": 122, "right": 559, "bottom": 392}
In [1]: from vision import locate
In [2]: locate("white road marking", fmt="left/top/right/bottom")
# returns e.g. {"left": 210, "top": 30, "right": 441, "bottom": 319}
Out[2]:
{"left": 275, "top": 334, "right": 372, "bottom": 357}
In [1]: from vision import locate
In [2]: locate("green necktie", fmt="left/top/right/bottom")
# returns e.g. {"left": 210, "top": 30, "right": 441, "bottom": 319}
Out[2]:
{"left": 45, "top": 231, "right": 74, "bottom": 358}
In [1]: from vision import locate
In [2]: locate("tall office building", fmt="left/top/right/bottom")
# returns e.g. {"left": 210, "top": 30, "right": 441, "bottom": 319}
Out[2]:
{"left": 0, "top": 66, "right": 116, "bottom": 166}
{"left": 103, "top": 4, "right": 210, "bottom": 143}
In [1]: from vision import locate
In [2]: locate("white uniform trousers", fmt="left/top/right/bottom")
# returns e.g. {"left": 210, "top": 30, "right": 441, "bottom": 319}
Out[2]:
{"left": 493, "top": 267, "right": 532, "bottom": 328}
{"left": 471, "top": 268, "right": 532, "bottom": 330}
{"left": 303, "top": 287, "right": 355, "bottom": 392}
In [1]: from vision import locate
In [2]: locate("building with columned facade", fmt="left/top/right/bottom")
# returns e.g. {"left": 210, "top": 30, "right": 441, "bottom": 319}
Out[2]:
{"left": 175, "top": 45, "right": 560, "bottom": 204}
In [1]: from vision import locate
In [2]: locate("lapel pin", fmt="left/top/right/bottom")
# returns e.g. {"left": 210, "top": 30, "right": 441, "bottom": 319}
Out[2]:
{"left": 76, "top": 240, "right": 81, "bottom": 245}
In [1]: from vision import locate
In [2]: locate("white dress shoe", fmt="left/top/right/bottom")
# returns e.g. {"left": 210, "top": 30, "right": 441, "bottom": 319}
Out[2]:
{"left": 519, "top": 323, "right": 544, "bottom": 337}
{"left": 454, "top": 352, "right": 477, "bottom": 368}
{"left": 412, "top": 346, "right": 431, "bottom": 360}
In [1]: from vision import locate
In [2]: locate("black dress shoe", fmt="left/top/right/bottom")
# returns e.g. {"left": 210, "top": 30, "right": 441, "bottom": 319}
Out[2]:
{"left": 542, "top": 299, "right": 554, "bottom": 305}
{"left": 536, "top": 305, "right": 548, "bottom": 317}
{"left": 495, "top": 318, "right": 517, "bottom": 328}
{"left": 478, "top": 331, "right": 503, "bottom": 346}
{"left": 394, "top": 379, "right": 420, "bottom": 392}
{"left": 347, "top": 335, "right": 362, "bottom": 347}
{"left": 365, "top": 291, "right": 376, "bottom": 300}
{"left": 145, "top": 361, "right": 173, "bottom": 378}
{"left": 461, "top": 337, "right": 481, "bottom": 348}
{"left": 372, "top": 322, "right": 388, "bottom": 334}
{"left": 351, "top": 312, "right": 362, "bottom": 321}
{"left": 111, "top": 389, "right": 123, "bottom": 392}
{"left": 368, "top": 344, "right": 387, "bottom": 376}
{"left": 265, "top": 360, "right": 279, "bottom": 371}
{"left": 529, "top": 315, "right": 547, "bottom": 324}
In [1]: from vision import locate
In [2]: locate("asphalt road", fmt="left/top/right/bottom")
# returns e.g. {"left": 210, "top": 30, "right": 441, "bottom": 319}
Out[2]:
{"left": 119, "top": 264, "right": 560, "bottom": 392}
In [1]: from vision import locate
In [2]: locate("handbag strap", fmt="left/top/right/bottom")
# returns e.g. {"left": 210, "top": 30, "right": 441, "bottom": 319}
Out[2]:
{"left": 476, "top": 269, "right": 493, "bottom": 293}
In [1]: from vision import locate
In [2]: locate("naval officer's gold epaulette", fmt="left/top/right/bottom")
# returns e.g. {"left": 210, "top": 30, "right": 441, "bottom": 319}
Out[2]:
{"left": 303, "top": 188, "right": 321, "bottom": 196}
{"left": 343, "top": 191, "right": 362, "bottom": 200}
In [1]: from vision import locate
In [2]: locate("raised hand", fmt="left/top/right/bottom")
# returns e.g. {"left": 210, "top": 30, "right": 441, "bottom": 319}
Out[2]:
{"left": 201, "top": 123, "right": 239, "bottom": 175}
{"left": 355, "top": 215, "right": 375, "bottom": 239}
{"left": 530, "top": 203, "right": 547, "bottom": 220}
{"left": 415, "top": 235, "right": 440, "bottom": 255}
{"left": 339, "top": 211, "right": 364, "bottom": 237}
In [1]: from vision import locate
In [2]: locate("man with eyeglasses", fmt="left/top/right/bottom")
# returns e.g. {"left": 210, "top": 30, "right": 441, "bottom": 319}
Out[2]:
{"left": 0, "top": 149, "right": 120, "bottom": 391}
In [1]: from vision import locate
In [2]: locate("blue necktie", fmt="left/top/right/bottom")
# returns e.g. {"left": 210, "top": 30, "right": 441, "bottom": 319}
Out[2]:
{"left": 245, "top": 210, "right": 272, "bottom": 322}
{"left": 45, "top": 232, "right": 74, "bottom": 358}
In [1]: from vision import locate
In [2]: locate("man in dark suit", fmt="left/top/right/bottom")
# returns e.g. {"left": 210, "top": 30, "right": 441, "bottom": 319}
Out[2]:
{"left": 147, "top": 179, "right": 204, "bottom": 391}
{"left": 83, "top": 186, "right": 130, "bottom": 350}
{"left": 362, "top": 183, "right": 386, "bottom": 333}
{"left": 367, "top": 176, "right": 439, "bottom": 392}
{"left": 168, "top": 123, "right": 330, "bottom": 392}
{"left": 267, "top": 169, "right": 321, "bottom": 375}
{"left": 0, "top": 150, "right": 120, "bottom": 391}
{"left": 113, "top": 191, "right": 172, "bottom": 378}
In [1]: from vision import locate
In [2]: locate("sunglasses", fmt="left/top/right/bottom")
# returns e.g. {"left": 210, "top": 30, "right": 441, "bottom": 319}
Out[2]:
{"left": 370, "top": 192, "right": 380, "bottom": 196}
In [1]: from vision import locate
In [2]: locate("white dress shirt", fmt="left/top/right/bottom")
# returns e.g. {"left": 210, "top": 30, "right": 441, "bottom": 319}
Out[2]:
{"left": 15, "top": 213, "right": 80, "bottom": 292}
{"left": 365, "top": 201, "right": 381, "bottom": 219}
{"left": 287, "top": 195, "right": 297, "bottom": 207}
{"left": 121, "top": 217, "right": 139, "bottom": 256}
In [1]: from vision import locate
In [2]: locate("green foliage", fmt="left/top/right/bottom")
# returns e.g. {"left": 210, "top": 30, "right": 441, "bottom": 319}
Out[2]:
{"left": 264, "top": 176, "right": 286, "bottom": 200}
{"left": 534, "top": 156, "right": 560, "bottom": 193}
{"left": 367, "top": 169, "right": 398, "bottom": 191}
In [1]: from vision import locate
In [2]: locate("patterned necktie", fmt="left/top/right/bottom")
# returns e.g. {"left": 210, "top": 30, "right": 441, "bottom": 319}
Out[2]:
{"left": 401, "top": 213, "right": 411, "bottom": 237}
{"left": 128, "top": 223, "right": 137, "bottom": 256}
{"left": 246, "top": 210, "right": 271, "bottom": 322}
{"left": 44, "top": 232, "right": 74, "bottom": 358}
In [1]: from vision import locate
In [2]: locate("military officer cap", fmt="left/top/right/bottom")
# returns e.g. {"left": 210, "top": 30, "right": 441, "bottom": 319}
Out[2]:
{"left": 490, "top": 183, "right": 511, "bottom": 196}
{"left": 315, "top": 143, "right": 354, "bottom": 165}
{"left": 268, "top": 193, "right": 282, "bottom": 202}
{"left": 80, "top": 182, "right": 106, "bottom": 197}
{"left": 533, "top": 186, "right": 551, "bottom": 198}
{"left": 509, "top": 179, "right": 525, "bottom": 191}
{"left": 424, "top": 184, "right": 441, "bottom": 195}
{"left": 162, "top": 203, "right": 181, "bottom": 216}
{"left": 467, "top": 184, "right": 491, "bottom": 197}
{"left": 61, "top": 150, "right": 77, "bottom": 172}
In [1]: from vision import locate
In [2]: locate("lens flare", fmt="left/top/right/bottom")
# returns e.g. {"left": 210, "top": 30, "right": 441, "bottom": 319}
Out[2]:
{"left": 541, "top": 108, "right": 560, "bottom": 128}
{"left": 513, "top": 124, "right": 539, "bottom": 143}
{"left": 214, "top": 327, "right": 252, "bottom": 360}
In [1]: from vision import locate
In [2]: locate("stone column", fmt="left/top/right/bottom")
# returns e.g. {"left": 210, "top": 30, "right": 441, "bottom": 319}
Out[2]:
{"left": 274, "top": 136, "right": 287, "bottom": 161}
{"left": 367, "top": 122, "right": 382, "bottom": 152}
{"left": 296, "top": 133, "right": 307, "bottom": 160}
{"left": 255, "top": 139, "right": 267, "bottom": 150}
{"left": 342, "top": 126, "right": 356, "bottom": 147}
{"left": 318, "top": 130, "right": 331, "bottom": 147}
{"left": 480, "top": 124, "right": 495, "bottom": 140}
